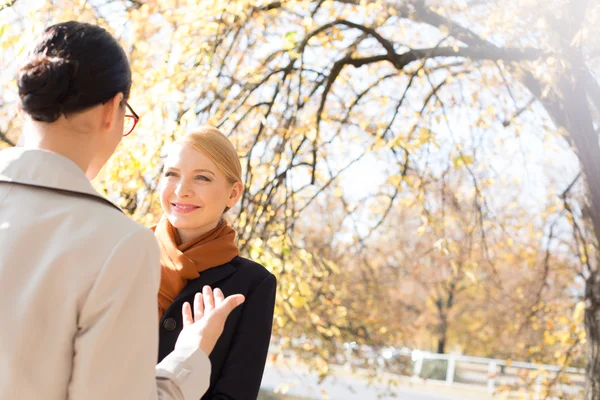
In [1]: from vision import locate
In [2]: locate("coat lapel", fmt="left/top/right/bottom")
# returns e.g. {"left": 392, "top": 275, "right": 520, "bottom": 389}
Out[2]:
{"left": 172, "top": 263, "right": 237, "bottom": 305}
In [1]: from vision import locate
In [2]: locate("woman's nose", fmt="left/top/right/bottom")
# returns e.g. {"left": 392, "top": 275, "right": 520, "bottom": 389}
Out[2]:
{"left": 174, "top": 181, "right": 192, "bottom": 197}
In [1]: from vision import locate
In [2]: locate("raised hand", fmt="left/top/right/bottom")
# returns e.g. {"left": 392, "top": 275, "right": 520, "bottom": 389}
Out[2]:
{"left": 175, "top": 286, "right": 245, "bottom": 356}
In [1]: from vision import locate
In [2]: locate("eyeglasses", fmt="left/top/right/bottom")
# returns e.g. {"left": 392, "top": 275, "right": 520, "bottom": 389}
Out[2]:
{"left": 123, "top": 101, "right": 139, "bottom": 137}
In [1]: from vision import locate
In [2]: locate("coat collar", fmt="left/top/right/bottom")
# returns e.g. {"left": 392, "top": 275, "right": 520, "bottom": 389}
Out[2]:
{"left": 0, "top": 147, "right": 103, "bottom": 200}
{"left": 161, "top": 263, "right": 237, "bottom": 320}
{"left": 161, "top": 261, "right": 238, "bottom": 320}
{"left": 175, "top": 262, "right": 237, "bottom": 302}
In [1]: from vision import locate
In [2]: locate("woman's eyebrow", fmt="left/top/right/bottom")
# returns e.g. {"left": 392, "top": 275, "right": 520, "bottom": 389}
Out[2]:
{"left": 193, "top": 169, "right": 216, "bottom": 176}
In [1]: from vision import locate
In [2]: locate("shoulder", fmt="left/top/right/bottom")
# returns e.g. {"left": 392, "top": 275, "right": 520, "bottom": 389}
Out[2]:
{"left": 230, "top": 256, "right": 274, "bottom": 280}
{"left": 229, "top": 256, "right": 276, "bottom": 291}
{"left": 83, "top": 205, "right": 157, "bottom": 250}
{"left": 112, "top": 221, "right": 158, "bottom": 252}
{"left": 65, "top": 201, "right": 159, "bottom": 266}
{"left": 92, "top": 220, "right": 160, "bottom": 289}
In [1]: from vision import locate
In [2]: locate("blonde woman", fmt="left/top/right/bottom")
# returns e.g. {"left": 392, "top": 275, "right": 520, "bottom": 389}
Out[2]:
{"left": 154, "top": 127, "right": 277, "bottom": 400}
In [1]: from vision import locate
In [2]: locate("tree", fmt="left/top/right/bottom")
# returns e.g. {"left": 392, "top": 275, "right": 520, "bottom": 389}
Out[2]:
{"left": 193, "top": 0, "right": 598, "bottom": 394}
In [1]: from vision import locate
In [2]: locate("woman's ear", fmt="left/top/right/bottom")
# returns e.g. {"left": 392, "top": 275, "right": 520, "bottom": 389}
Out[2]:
{"left": 226, "top": 181, "right": 244, "bottom": 209}
{"left": 100, "top": 92, "right": 124, "bottom": 132}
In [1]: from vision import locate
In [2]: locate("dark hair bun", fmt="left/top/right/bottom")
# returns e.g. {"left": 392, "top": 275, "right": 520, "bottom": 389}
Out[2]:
{"left": 18, "top": 57, "right": 78, "bottom": 123}
{"left": 17, "top": 21, "right": 131, "bottom": 122}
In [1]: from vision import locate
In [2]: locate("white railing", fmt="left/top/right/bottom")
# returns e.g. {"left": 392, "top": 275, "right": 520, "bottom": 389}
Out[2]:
{"left": 406, "top": 349, "right": 585, "bottom": 395}
{"left": 269, "top": 339, "right": 585, "bottom": 398}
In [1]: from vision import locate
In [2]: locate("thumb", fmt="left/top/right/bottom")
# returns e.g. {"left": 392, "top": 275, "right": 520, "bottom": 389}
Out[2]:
{"left": 215, "top": 294, "right": 245, "bottom": 317}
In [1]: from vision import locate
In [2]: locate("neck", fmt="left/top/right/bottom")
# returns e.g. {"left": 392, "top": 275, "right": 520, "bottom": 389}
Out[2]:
{"left": 21, "top": 118, "right": 97, "bottom": 180}
{"left": 176, "top": 219, "right": 222, "bottom": 245}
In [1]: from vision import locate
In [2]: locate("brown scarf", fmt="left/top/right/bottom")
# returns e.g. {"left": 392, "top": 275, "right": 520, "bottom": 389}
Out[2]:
{"left": 153, "top": 215, "right": 240, "bottom": 319}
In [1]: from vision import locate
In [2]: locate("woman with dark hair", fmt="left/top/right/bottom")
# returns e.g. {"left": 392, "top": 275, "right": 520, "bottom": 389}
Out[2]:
{"left": 0, "top": 21, "right": 243, "bottom": 400}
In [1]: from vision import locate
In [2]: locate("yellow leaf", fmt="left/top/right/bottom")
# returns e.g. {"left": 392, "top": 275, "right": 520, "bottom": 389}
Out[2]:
{"left": 298, "top": 281, "right": 311, "bottom": 296}
{"left": 573, "top": 301, "right": 585, "bottom": 321}
{"left": 415, "top": 127, "right": 433, "bottom": 146}
{"left": 283, "top": 301, "right": 297, "bottom": 322}
{"left": 276, "top": 316, "right": 286, "bottom": 328}
{"left": 450, "top": 260, "right": 458, "bottom": 274}
{"left": 544, "top": 332, "right": 556, "bottom": 346}
{"left": 316, "top": 325, "right": 333, "bottom": 337}
{"left": 466, "top": 271, "right": 477, "bottom": 283}
{"left": 310, "top": 313, "right": 321, "bottom": 324}
{"left": 453, "top": 155, "right": 474, "bottom": 168}
{"left": 386, "top": 135, "right": 409, "bottom": 150}
{"left": 388, "top": 174, "right": 402, "bottom": 187}
{"left": 331, "top": 326, "right": 341, "bottom": 337}
{"left": 289, "top": 296, "right": 307, "bottom": 308}
{"left": 404, "top": 175, "right": 419, "bottom": 188}
{"left": 324, "top": 259, "right": 341, "bottom": 274}
{"left": 314, "top": 356, "right": 329, "bottom": 375}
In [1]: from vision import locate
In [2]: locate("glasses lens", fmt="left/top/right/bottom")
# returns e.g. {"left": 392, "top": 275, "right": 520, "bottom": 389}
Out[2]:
{"left": 124, "top": 116, "right": 135, "bottom": 136}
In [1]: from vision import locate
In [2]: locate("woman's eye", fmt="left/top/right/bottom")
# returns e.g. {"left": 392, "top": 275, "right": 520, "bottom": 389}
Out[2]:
{"left": 195, "top": 175, "right": 211, "bottom": 182}
{"left": 164, "top": 171, "right": 178, "bottom": 177}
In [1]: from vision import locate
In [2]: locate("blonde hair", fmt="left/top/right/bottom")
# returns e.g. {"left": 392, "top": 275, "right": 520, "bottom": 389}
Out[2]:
{"left": 178, "top": 126, "right": 242, "bottom": 185}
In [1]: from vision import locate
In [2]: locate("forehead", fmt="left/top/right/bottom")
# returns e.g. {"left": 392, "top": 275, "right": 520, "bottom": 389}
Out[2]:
{"left": 164, "top": 143, "right": 216, "bottom": 170}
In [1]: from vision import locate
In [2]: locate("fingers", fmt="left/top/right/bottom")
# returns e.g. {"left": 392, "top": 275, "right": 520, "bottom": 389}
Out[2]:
{"left": 181, "top": 301, "right": 194, "bottom": 326}
{"left": 203, "top": 285, "right": 215, "bottom": 313}
{"left": 216, "top": 294, "right": 245, "bottom": 317}
{"left": 214, "top": 288, "right": 225, "bottom": 307}
{"left": 193, "top": 292, "right": 204, "bottom": 321}
{"left": 186, "top": 289, "right": 243, "bottom": 327}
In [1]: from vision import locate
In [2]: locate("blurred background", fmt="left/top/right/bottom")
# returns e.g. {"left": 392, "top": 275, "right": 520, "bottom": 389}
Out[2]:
{"left": 1, "top": 0, "right": 599, "bottom": 398}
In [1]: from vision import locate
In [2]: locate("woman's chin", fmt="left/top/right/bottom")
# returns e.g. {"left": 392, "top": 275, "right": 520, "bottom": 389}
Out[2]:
{"left": 167, "top": 215, "right": 203, "bottom": 230}
{"left": 167, "top": 215, "right": 189, "bottom": 227}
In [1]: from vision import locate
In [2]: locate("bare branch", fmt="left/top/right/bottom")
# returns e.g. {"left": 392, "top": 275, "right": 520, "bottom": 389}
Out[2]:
{"left": 255, "top": 1, "right": 282, "bottom": 12}
{"left": 0, "top": 130, "right": 16, "bottom": 147}
{"left": 583, "top": 69, "right": 600, "bottom": 121}
{"left": 502, "top": 97, "right": 536, "bottom": 127}
{"left": 412, "top": 0, "right": 499, "bottom": 50}
{"left": 0, "top": 0, "right": 17, "bottom": 12}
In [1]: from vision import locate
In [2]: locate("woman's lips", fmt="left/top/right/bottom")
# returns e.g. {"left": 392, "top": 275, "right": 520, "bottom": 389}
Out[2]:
{"left": 171, "top": 202, "right": 200, "bottom": 214}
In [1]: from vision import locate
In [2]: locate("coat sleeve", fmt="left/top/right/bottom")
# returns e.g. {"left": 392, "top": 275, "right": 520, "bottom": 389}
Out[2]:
{"left": 67, "top": 228, "right": 211, "bottom": 400}
{"left": 207, "top": 273, "right": 277, "bottom": 400}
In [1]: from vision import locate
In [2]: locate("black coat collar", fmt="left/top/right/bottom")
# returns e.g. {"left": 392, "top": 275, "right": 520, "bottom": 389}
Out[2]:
{"left": 172, "top": 261, "right": 237, "bottom": 304}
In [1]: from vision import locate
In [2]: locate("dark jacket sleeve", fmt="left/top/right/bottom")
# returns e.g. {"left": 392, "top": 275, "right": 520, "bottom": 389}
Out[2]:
{"left": 207, "top": 273, "right": 277, "bottom": 400}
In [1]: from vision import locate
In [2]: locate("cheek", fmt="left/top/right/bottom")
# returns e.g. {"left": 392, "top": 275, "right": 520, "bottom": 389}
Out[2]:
{"left": 210, "top": 187, "right": 232, "bottom": 210}
{"left": 201, "top": 186, "right": 218, "bottom": 201}
{"left": 159, "top": 183, "right": 173, "bottom": 208}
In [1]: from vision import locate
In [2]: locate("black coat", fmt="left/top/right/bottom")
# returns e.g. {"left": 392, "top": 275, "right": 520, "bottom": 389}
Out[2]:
{"left": 158, "top": 256, "right": 277, "bottom": 400}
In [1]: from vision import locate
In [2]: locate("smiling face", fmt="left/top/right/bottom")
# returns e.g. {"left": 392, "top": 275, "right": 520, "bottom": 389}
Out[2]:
{"left": 160, "top": 142, "right": 243, "bottom": 243}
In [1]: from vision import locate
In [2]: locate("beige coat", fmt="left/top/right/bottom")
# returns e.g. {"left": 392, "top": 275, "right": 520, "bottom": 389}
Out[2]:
{"left": 0, "top": 147, "right": 210, "bottom": 400}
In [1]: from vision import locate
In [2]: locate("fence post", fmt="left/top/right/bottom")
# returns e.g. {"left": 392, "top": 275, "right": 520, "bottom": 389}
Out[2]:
{"left": 412, "top": 351, "right": 424, "bottom": 379}
{"left": 488, "top": 362, "right": 497, "bottom": 394}
{"left": 446, "top": 355, "right": 456, "bottom": 385}
{"left": 344, "top": 345, "right": 352, "bottom": 371}
{"left": 533, "top": 373, "right": 543, "bottom": 400}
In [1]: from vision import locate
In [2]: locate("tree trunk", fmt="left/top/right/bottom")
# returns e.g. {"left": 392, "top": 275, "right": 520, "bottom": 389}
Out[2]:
{"left": 551, "top": 62, "right": 600, "bottom": 400}
{"left": 437, "top": 336, "right": 446, "bottom": 354}
{"left": 585, "top": 270, "right": 600, "bottom": 400}
{"left": 435, "top": 295, "right": 448, "bottom": 354}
